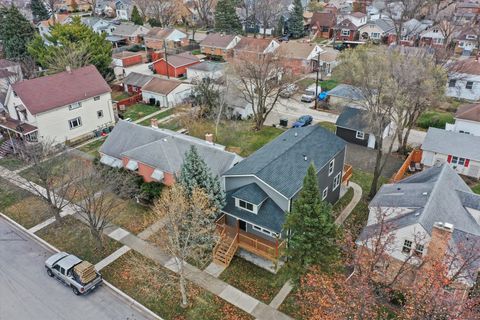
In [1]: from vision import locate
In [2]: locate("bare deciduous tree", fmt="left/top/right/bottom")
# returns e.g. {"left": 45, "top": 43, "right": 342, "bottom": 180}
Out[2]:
{"left": 153, "top": 185, "right": 217, "bottom": 307}
{"left": 149, "top": 0, "right": 180, "bottom": 27}
{"left": 72, "top": 165, "right": 139, "bottom": 250}
{"left": 133, "top": 0, "right": 151, "bottom": 20}
{"left": 191, "top": 0, "right": 216, "bottom": 28}
{"left": 229, "top": 52, "right": 296, "bottom": 130}
{"left": 256, "top": 0, "right": 282, "bottom": 38}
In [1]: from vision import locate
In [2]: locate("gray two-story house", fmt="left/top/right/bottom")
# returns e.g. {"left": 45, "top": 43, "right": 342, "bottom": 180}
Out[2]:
{"left": 214, "top": 126, "right": 350, "bottom": 269}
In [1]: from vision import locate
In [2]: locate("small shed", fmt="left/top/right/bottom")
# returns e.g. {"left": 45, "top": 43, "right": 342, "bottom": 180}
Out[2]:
{"left": 151, "top": 53, "right": 201, "bottom": 78}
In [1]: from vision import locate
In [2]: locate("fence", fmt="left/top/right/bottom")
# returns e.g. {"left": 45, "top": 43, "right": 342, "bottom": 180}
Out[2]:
{"left": 116, "top": 93, "right": 143, "bottom": 111}
{"left": 390, "top": 149, "right": 423, "bottom": 183}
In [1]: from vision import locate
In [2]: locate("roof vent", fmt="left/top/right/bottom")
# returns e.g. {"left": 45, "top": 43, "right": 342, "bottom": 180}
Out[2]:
{"left": 422, "top": 192, "right": 428, "bottom": 196}
{"left": 294, "top": 132, "right": 298, "bottom": 137}
{"left": 397, "top": 187, "right": 401, "bottom": 191}
{"left": 163, "top": 138, "right": 167, "bottom": 142}
{"left": 303, "top": 154, "right": 307, "bottom": 161}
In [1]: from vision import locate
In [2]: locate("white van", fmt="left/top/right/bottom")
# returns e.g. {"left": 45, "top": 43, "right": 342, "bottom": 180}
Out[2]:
{"left": 301, "top": 84, "right": 322, "bottom": 102}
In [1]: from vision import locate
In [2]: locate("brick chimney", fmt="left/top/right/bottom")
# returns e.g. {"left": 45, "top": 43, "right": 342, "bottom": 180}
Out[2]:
{"left": 151, "top": 118, "right": 159, "bottom": 128}
{"left": 427, "top": 222, "right": 453, "bottom": 264}
{"left": 205, "top": 133, "right": 214, "bottom": 144}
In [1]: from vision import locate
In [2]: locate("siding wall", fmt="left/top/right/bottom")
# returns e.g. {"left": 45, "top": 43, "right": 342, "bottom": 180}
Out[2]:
{"left": 421, "top": 150, "right": 480, "bottom": 178}
{"left": 336, "top": 126, "right": 369, "bottom": 147}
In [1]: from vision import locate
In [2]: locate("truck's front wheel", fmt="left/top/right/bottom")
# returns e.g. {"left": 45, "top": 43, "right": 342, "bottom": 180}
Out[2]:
{"left": 46, "top": 269, "right": 54, "bottom": 277}
{"left": 72, "top": 286, "right": 80, "bottom": 295}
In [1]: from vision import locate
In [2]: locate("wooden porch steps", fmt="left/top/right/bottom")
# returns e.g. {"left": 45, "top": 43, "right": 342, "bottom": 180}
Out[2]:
{"left": 0, "top": 140, "right": 15, "bottom": 157}
{"left": 213, "top": 234, "right": 238, "bottom": 267}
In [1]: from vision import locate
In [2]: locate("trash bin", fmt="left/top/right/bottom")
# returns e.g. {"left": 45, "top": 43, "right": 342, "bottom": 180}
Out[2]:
{"left": 279, "top": 118, "right": 288, "bottom": 127}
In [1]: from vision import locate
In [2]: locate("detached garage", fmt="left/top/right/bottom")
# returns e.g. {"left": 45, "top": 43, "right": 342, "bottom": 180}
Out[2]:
{"left": 335, "top": 106, "right": 393, "bottom": 149}
{"left": 141, "top": 77, "right": 193, "bottom": 108}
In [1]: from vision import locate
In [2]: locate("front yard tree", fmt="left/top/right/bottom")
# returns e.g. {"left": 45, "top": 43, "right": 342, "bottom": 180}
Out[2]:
{"left": 0, "top": 5, "right": 36, "bottom": 60}
{"left": 72, "top": 165, "right": 139, "bottom": 250}
{"left": 130, "top": 5, "right": 143, "bottom": 25}
{"left": 31, "top": 0, "right": 50, "bottom": 22}
{"left": 154, "top": 185, "right": 217, "bottom": 307}
{"left": 289, "top": 0, "right": 304, "bottom": 38}
{"left": 27, "top": 16, "right": 112, "bottom": 78}
{"left": 191, "top": 0, "right": 216, "bottom": 27}
{"left": 214, "top": 0, "right": 242, "bottom": 34}
{"left": 257, "top": 0, "right": 283, "bottom": 38}
{"left": 284, "top": 163, "right": 339, "bottom": 280}
{"left": 178, "top": 146, "right": 225, "bottom": 211}
{"left": 230, "top": 52, "right": 294, "bottom": 130}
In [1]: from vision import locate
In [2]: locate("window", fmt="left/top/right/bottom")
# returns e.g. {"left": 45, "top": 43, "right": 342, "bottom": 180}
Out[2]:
{"left": 60, "top": 267, "right": 66, "bottom": 275}
{"left": 448, "top": 79, "right": 456, "bottom": 87}
{"left": 252, "top": 224, "right": 276, "bottom": 237}
{"left": 322, "top": 187, "right": 328, "bottom": 200}
{"left": 68, "top": 102, "right": 81, "bottom": 110}
{"left": 371, "top": 32, "right": 380, "bottom": 39}
{"left": 451, "top": 156, "right": 467, "bottom": 166}
{"left": 68, "top": 117, "right": 82, "bottom": 129}
{"left": 239, "top": 200, "right": 254, "bottom": 212}
{"left": 333, "top": 172, "right": 341, "bottom": 190}
{"left": 402, "top": 240, "right": 412, "bottom": 254}
{"left": 434, "top": 38, "right": 444, "bottom": 44}
{"left": 253, "top": 225, "right": 262, "bottom": 231}
{"left": 341, "top": 29, "right": 350, "bottom": 36}
{"left": 322, "top": 26, "right": 329, "bottom": 32}
{"left": 466, "top": 35, "right": 477, "bottom": 40}
{"left": 459, "top": 130, "right": 470, "bottom": 134}
{"left": 328, "top": 159, "right": 335, "bottom": 176}
{"left": 414, "top": 244, "right": 424, "bottom": 257}
{"left": 466, "top": 81, "right": 474, "bottom": 89}
{"left": 94, "top": 96, "right": 101, "bottom": 101}
{"left": 97, "top": 110, "right": 104, "bottom": 118}
{"left": 356, "top": 131, "right": 365, "bottom": 140}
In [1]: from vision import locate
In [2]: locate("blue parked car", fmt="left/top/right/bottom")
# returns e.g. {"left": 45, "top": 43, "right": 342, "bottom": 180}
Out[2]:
{"left": 292, "top": 115, "right": 313, "bottom": 128}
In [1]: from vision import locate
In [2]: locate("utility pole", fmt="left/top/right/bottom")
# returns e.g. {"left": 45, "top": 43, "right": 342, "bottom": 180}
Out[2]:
{"left": 164, "top": 39, "right": 170, "bottom": 79}
{"left": 314, "top": 50, "right": 321, "bottom": 110}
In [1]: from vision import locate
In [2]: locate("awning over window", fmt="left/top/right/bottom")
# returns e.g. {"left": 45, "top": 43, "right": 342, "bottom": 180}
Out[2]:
{"left": 100, "top": 154, "right": 123, "bottom": 168}
{"left": 126, "top": 160, "right": 138, "bottom": 171}
{"left": 151, "top": 168, "right": 164, "bottom": 181}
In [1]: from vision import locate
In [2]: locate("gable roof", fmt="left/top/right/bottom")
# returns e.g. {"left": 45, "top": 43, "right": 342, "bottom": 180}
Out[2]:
{"left": 100, "top": 120, "right": 241, "bottom": 176}
{"left": 456, "top": 103, "right": 480, "bottom": 122}
{"left": 224, "top": 125, "right": 346, "bottom": 199}
{"left": 421, "top": 127, "right": 480, "bottom": 161}
{"left": 310, "top": 12, "right": 337, "bottom": 28}
{"left": 336, "top": 18, "right": 358, "bottom": 30}
{"left": 145, "top": 27, "right": 185, "bottom": 40}
{"left": 122, "top": 72, "right": 154, "bottom": 88}
{"left": 234, "top": 38, "right": 277, "bottom": 54}
{"left": 232, "top": 183, "right": 269, "bottom": 205}
{"left": 112, "top": 24, "right": 148, "bottom": 36}
{"left": 364, "top": 18, "right": 395, "bottom": 33}
{"left": 327, "top": 84, "right": 364, "bottom": 100}
{"left": 336, "top": 106, "right": 390, "bottom": 132}
{"left": 141, "top": 78, "right": 182, "bottom": 95}
{"left": 158, "top": 52, "right": 200, "bottom": 68}
{"left": 449, "top": 57, "right": 480, "bottom": 76}
{"left": 186, "top": 61, "right": 226, "bottom": 72}
{"left": 200, "top": 33, "right": 238, "bottom": 49}
{"left": 11, "top": 65, "right": 110, "bottom": 115}
{"left": 350, "top": 12, "right": 366, "bottom": 18}
{"left": 279, "top": 42, "right": 320, "bottom": 60}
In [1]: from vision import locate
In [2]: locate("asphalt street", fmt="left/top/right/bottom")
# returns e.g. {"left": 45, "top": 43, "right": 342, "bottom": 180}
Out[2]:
{"left": 0, "top": 217, "right": 150, "bottom": 320}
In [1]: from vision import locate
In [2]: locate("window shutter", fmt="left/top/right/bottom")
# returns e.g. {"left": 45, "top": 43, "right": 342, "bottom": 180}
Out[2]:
{"left": 447, "top": 155, "right": 452, "bottom": 163}
{"left": 465, "top": 159, "right": 470, "bottom": 167}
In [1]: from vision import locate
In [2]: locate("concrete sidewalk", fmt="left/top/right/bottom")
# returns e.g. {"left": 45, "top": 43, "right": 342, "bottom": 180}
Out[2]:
{"left": 335, "top": 182, "right": 363, "bottom": 225}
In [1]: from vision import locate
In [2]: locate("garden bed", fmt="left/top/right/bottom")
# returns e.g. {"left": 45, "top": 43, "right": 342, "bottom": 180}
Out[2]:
{"left": 219, "top": 257, "right": 287, "bottom": 304}
{"left": 102, "top": 251, "right": 254, "bottom": 320}
{"left": 37, "top": 215, "right": 121, "bottom": 264}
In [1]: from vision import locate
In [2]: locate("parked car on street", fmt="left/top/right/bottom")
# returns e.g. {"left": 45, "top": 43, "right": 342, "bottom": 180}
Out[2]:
{"left": 301, "top": 84, "right": 322, "bottom": 102}
{"left": 292, "top": 115, "right": 313, "bottom": 128}
{"left": 45, "top": 252, "right": 102, "bottom": 295}
{"left": 279, "top": 84, "right": 298, "bottom": 98}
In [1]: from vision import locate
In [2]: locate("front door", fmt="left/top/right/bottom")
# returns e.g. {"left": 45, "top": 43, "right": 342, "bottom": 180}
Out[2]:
{"left": 238, "top": 220, "right": 247, "bottom": 231}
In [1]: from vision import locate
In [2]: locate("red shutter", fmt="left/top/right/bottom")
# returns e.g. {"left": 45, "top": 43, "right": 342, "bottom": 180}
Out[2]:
{"left": 465, "top": 159, "right": 470, "bottom": 167}
{"left": 447, "top": 155, "right": 452, "bottom": 163}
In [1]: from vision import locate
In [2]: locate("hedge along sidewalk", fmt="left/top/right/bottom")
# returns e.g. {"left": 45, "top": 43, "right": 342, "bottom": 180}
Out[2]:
{"left": 0, "top": 164, "right": 292, "bottom": 320}
{"left": 0, "top": 212, "right": 162, "bottom": 320}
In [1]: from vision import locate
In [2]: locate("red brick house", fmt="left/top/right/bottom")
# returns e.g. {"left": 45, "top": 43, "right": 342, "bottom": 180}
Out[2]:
{"left": 200, "top": 33, "right": 241, "bottom": 59}
{"left": 99, "top": 121, "right": 242, "bottom": 185}
{"left": 151, "top": 52, "right": 200, "bottom": 78}
{"left": 310, "top": 12, "right": 337, "bottom": 39}
{"left": 144, "top": 28, "right": 189, "bottom": 51}
{"left": 278, "top": 41, "right": 323, "bottom": 74}
{"left": 232, "top": 37, "right": 280, "bottom": 60}
{"left": 334, "top": 19, "right": 359, "bottom": 41}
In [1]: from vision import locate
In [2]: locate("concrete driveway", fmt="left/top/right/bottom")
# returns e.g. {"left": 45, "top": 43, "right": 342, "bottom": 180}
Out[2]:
{"left": 0, "top": 217, "right": 151, "bottom": 320}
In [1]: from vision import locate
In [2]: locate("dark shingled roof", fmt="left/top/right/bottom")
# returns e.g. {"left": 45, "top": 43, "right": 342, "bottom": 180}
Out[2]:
{"left": 224, "top": 126, "right": 346, "bottom": 199}
{"left": 122, "top": 72, "right": 153, "bottom": 88}
{"left": 223, "top": 187, "right": 285, "bottom": 233}
{"left": 232, "top": 183, "right": 269, "bottom": 205}
{"left": 336, "top": 106, "right": 390, "bottom": 132}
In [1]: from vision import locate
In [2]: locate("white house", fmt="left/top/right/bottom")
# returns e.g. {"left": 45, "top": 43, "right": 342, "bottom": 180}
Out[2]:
{"left": 186, "top": 61, "right": 226, "bottom": 82}
{"left": 445, "top": 103, "right": 480, "bottom": 136}
{"left": 345, "top": 12, "right": 368, "bottom": 27}
{"left": 447, "top": 58, "right": 480, "bottom": 101}
{"left": 115, "top": 0, "right": 133, "bottom": 20}
{"left": 141, "top": 78, "right": 193, "bottom": 108}
{"left": 421, "top": 127, "right": 480, "bottom": 179}
{"left": 81, "top": 17, "right": 114, "bottom": 34}
{"left": 456, "top": 28, "right": 478, "bottom": 54}
{"left": 0, "top": 66, "right": 115, "bottom": 144}
{"left": 420, "top": 27, "right": 446, "bottom": 47}
{"left": 358, "top": 18, "right": 395, "bottom": 41}
{"left": 38, "top": 14, "right": 73, "bottom": 41}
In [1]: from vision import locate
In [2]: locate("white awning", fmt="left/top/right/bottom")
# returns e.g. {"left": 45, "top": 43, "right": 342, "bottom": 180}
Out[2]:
{"left": 151, "top": 168, "right": 164, "bottom": 181}
{"left": 126, "top": 160, "right": 138, "bottom": 171}
{"left": 100, "top": 155, "right": 123, "bottom": 168}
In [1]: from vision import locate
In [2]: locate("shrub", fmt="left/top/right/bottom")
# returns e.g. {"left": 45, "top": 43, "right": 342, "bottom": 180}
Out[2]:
{"left": 416, "top": 111, "right": 454, "bottom": 129}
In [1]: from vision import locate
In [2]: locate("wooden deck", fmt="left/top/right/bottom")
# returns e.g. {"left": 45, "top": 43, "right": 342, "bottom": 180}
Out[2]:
{"left": 343, "top": 164, "right": 353, "bottom": 184}
{"left": 390, "top": 149, "right": 423, "bottom": 183}
{"left": 214, "top": 215, "right": 286, "bottom": 263}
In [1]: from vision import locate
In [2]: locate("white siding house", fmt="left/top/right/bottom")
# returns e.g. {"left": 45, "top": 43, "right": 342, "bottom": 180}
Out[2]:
{"left": 447, "top": 58, "right": 480, "bottom": 101}
{"left": 141, "top": 78, "right": 193, "bottom": 108}
{"left": 445, "top": 103, "right": 480, "bottom": 136}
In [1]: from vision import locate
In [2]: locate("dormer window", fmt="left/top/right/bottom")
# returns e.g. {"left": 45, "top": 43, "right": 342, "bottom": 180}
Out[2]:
{"left": 239, "top": 200, "right": 254, "bottom": 211}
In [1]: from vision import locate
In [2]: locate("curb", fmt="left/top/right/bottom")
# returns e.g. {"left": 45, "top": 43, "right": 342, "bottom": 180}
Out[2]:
{"left": 0, "top": 212, "right": 162, "bottom": 320}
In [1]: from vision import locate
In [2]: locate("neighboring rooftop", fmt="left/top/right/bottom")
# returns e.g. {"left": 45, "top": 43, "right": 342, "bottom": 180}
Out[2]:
{"left": 350, "top": 12, "right": 367, "bottom": 18}
{"left": 456, "top": 103, "right": 480, "bottom": 122}
{"left": 279, "top": 41, "right": 320, "bottom": 60}
{"left": 422, "top": 127, "right": 480, "bottom": 161}
{"left": 186, "top": 61, "right": 225, "bottom": 72}
{"left": 336, "top": 106, "right": 389, "bottom": 132}
{"left": 224, "top": 125, "right": 346, "bottom": 198}
{"left": 141, "top": 77, "right": 182, "bottom": 95}
{"left": 200, "top": 33, "right": 238, "bottom": 48}
{"left": 336, "top": 18, "right": 358, "bottom": 30}
{"left": 112, "top": 24, "right": 148, "bottom": 36}
{"left": 11, "top": 65, "right": 111, "bottom": 115}
{"left": 327, "top": 84, "right": 364, "bottom": 99}
{"left": 122, "top": 72, "right": 154, "bottom": 88}
{"left": 112, "top": 51, "right": 143, "bottom": 59}
{"left": 310, "top": 12, "right": 337, "bottom": 28}
{"left": 145, "top": 27, "right": 184, "bottom": 40}
{"left": 234, "top": 38, "right": 277, "bottom": 53}
{"left": 0, "top": 59, "right": 18, "bottom": 69}
{"left": 449, "top": 57, "right": 480, "bottom": 75}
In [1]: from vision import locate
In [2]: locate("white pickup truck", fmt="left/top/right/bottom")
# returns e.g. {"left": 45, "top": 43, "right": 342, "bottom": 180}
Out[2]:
{"left": 45, "top": 252, "right": 102, "bottom": 295}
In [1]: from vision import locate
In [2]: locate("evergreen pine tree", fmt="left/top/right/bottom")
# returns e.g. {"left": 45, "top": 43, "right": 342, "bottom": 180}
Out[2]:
{"left": 130, "top": 6, "right": 143, "bottom": 25}
{"left": 214, "top": 0, "right": 242, "bottom": 34}
{"left": 284, "top": 163, "right": 339, "bottom": 280}
{"left": 178, "top": 146, "right": 225, "bottom": 211}
{"left": 289, "top": 0, "right": 305, "bottom": 39}
{"left": 276, "top": 15, "right": 285, "bottom": 36}
{"left": 0, "top": 5, "right": 36, "bottom": 60}
{"left": 31, "top": 0, "right": 50, "bottom": 22}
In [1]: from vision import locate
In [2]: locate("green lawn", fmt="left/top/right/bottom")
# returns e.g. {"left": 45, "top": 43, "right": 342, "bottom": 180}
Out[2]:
{"left": 0, "top": 155, "right": 27, "bottom": 171}
{"left": 77, "top": 138, "right": 105, "bottom": 158}
{"left": 318, "top": 121, "right": 336, "bottom": 132}
{"left": 37, "top": 215, "right": 121, "bottom": 264}
{"left": 110, "top": 196, "right": 157, "bottom": 235}
{"left": 416, "top": 110, "right": 454, "bottom": 130}
{"left": 102, "top": 251, "right": 254, "bottom": 320}
{"left": 111, "top": 91, "right": 130, "bottom": 101}
{"left": 139, "top": 107, "right": 176, "bottom": 126}
{"left": 332, "top": 187, "right": 354, "bottom": 218}
{"left": 219, "top": 257, "right": 287, "bottom": 304}
{"left": 122, "top": 103, "right": 159, "bottom": 121}
{"left": 296, "top": 78, "right": 338, "bottom": 91}
{"left": 472, "top": 183, "right": 480, "bottom": 195}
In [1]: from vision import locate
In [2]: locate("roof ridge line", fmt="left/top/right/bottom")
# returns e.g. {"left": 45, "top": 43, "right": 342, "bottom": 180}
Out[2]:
{"left": 418, "top": 164, "right": 448, "bottom": 225}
